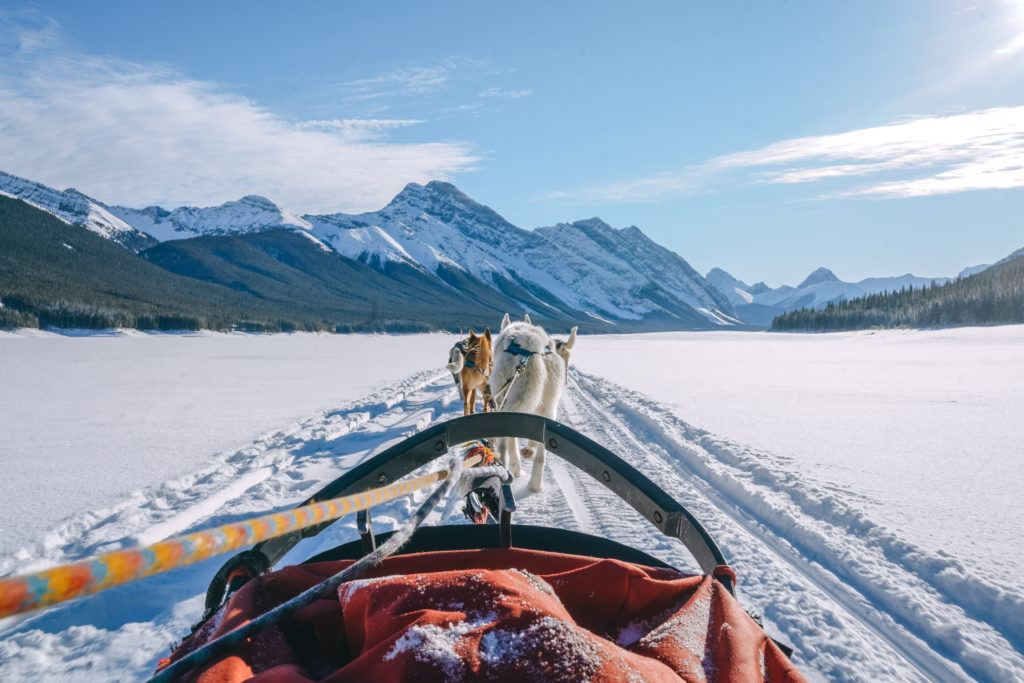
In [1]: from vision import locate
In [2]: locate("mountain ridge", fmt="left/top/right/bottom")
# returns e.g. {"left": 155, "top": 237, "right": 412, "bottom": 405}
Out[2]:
{"left": 2, "top": 170, "right": 738, "bottom": 332}
{"left": 705, "top": 251, "right": 1022, "bottom": 327}
{"left": 0, "top": 170, "right": 156, "bottom": 252}
{"left": 305, "top": 181, "right": 736, "bottom": 329}
{"left": 108, "top": 195, "right": 313, "bottom": 242}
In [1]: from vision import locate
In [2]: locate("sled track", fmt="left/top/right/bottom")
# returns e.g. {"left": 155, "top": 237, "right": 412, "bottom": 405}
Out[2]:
{"left": 565, "top": 370, "right": 1024, "bottom": 683}
{"left": 1, "top": 368, "right": 1022, "bottom": 681}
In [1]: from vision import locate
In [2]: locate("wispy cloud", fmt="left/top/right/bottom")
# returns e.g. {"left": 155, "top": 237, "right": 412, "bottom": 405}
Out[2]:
{"left": 294, "top": 118, "right": 425, "bottom": 139}
{"left": 478, "top": 87, "right": 533, "bottom": 99}
{"left": 339, "top": 57, "right": 480, "bottom": 102}
{"left": 0, "top": 20, "right": 476, "bottom": 213}
{"left": 546, "top": 107, "right": 1024, "bottom": 203}
{"left": 543, "top": 171, "right": 705, "bottom": 203}
{"left": 715, "top": 107, "right": 1024, "bottom": 198}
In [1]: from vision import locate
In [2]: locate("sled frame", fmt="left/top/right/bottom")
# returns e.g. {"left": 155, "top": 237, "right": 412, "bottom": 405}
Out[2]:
{"left": 254, "top": 412, "right": 731, "bottom": 592}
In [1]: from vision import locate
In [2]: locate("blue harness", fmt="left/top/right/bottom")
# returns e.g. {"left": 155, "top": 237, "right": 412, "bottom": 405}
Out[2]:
{"left": 505, "top": 337, "right": 552, "bottom": 358}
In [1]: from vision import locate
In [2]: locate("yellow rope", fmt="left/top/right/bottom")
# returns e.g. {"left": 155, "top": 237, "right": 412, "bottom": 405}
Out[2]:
{"left": 0, "top": 454, "right": 481, "bottom": 618}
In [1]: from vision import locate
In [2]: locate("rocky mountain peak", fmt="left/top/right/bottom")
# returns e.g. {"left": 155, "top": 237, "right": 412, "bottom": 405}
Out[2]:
{"left": 798, "top": 267, "right": 840, "bottom": 288}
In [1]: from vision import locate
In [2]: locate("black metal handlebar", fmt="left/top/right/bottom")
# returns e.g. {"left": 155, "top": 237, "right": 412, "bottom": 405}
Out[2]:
{"left": 253, "top": 412, "right": 731, "bottom": 592}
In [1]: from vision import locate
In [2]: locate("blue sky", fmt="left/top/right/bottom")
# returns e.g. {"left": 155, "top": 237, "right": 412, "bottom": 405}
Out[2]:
{"left": 2, "top": 1, "right": 1023, "bottom": 284}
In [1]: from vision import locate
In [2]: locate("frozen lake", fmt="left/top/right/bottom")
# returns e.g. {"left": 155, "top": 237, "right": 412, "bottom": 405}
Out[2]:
{"left": 2, "top": 326, "right": 1020, "bottom": 589}
{"left": 1, "top": 326, "right": 1022, "bottom": 681}
{"left": 0, "top": 330, "right": 457, "bottom": 558}
{"left": 575, "top": 326, "right": 1024, "bottom": 587}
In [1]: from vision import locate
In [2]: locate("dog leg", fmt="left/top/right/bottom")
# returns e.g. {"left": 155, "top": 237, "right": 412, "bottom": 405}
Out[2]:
{"left": 505, "top": 436, "right": 522, "bottom": 478}
{"left": 495, "top": 437, "right": 508, "bottom": 469}
{"left": 468, "top": 387, "right": 476, "bottom": 415}
{"left": 528, "top": 444, "right": 545, "bottom": 492}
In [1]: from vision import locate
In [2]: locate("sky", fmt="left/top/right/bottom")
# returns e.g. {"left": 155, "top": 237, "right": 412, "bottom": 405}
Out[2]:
{"left": 1, "top": 1, "right": 1023, "bottom": 285}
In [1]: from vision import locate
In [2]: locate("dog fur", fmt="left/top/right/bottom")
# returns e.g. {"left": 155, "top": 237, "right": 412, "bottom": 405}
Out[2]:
{"left": 448, "top": 329, "right": 493, "bottom": 415}
{"left": 447, "top": 344, "right": 465, "bottom": 380}
{"left": 489, "top": 313, "right": 566, "bottom": 492}
{"left": 551, "top": 326, "right": 578, "bottom": 377}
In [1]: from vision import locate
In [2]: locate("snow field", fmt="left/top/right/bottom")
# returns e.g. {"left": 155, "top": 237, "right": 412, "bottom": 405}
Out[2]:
{"left": 1, "top": 327, "right": 1021, "bottom": 681}
{"left": 573, "top": 327, "right": 1024, "bottom": 590}
{"left": 0, "top": 330, "right": 461, "bottom": 557}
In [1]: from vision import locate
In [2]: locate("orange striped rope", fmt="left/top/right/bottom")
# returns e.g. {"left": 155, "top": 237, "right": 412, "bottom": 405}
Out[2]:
{"left": 0, "top": 454, "right": 482, "bottom": 619}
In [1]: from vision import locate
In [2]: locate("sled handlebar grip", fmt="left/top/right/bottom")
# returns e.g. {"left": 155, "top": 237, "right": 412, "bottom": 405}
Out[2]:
{"left": 0, "top": 455, "right": 481, "bottom": 619}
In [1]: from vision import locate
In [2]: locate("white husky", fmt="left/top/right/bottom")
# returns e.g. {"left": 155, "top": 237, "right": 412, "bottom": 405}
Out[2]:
{"left": 489, "top": 313, "right": 567, "bottom": 492}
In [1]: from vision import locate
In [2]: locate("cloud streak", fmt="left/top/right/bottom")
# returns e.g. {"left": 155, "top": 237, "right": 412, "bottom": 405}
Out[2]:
{"left": 338, "top": 57, "right": 481, "bottom": 102}
{"left": 0, "top": 22, "right": 477, "bottom": 212}
{"left": 478, "top": 87, "right": 533, "bottom": 99}
{"left": 548, "top": 107, "right": 1024, "bottom": 203}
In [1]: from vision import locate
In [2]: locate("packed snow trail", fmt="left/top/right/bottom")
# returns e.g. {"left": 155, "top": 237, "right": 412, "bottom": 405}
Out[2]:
{"left": 1, "top": 368, "right": 1021, "bottom": 681}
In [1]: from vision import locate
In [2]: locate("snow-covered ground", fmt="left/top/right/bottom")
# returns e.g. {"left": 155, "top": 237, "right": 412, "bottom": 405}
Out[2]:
{"left": 0, "top": 327, "right": 1021, "bottom": 681}
{"left": 574, "top": 327, "right": 1024, "bottom": 590}
{"left": 0, "top": 330, "right": 458, "bottom": 558}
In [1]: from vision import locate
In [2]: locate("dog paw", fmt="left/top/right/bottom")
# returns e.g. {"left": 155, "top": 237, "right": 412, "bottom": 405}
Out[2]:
{"left": 528, "top": 479, "right": 544, "bottom": 493}
{"left": 520, "top": 445, "right": 536, "bottom": 460}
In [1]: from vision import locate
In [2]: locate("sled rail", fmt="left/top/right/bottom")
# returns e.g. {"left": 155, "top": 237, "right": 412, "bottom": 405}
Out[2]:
{"left": 256, "top": 412, "right": 730, "bottom": 590}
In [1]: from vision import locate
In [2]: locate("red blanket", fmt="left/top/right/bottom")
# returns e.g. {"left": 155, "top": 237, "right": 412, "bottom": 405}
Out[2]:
{"left": 170, "top": 548, "right": 805, "bottom": 682}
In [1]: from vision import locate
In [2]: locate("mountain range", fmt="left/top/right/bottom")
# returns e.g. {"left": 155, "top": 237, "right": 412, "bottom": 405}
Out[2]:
{"left": 2, "top": 168, "right": 1016, "bottom": 333}
{"left": 0, "top": 170, "right": 736, "bottom": 332}
{"left": 705, "top": 266, "right": 963, "bottom": 327}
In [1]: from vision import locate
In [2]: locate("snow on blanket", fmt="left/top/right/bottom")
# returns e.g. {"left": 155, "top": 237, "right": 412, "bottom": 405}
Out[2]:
{"left": 166, "top": 550, "right": 802, "bottom": 682}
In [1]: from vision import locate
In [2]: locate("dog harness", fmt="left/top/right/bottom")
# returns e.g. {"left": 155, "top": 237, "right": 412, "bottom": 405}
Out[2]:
{"left": 505, "top": 337, "right": 552, "bottom": 358}
{"left": 452, "top": 340, "right": 477, "bottom": 368}
{"left": 453, "top": 339, "right": 492, "bottom": 370}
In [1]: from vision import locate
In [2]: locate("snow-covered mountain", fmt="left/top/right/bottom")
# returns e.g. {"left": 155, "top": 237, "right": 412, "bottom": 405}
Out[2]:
{"left": 707, "top": 266, "right": 951, "bottom": 326}
{"left": 706, "top": 267, "right": 753, "bottom": 306}
{"left": 0, "top": 171, "right": 156, "bottom": 252}
{"left": 307, "top": 181, "right": 736, "bottom": 327}
{"left": 108, "top": 195, "right": 313, "bottom": 242}
{"left": 761, "top": 268, "right": 948, "bottom": 309}
{"left": 1, "top": 169, "right": 735, "bottom": 330}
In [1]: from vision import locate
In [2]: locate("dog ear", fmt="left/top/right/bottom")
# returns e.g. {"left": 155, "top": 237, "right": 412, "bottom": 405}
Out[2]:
{"left": 468, "top": 329, "right": 477, "bottom": 339}
{"left": 484, "top": 328, "right": 491, "bottom": 341}
{"left": 500, "top": 313, "right": 511, "bottom": 330}
{"left": 565, "top": 326, "right": 578, "bottom": 349}
{"left": 523, "top": 313, "right": 532, "bottom": 324}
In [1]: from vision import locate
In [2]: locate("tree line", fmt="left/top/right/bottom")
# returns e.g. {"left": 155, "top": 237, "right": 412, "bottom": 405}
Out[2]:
{"left": 771, "top": 255, "right": 1024, "bottom": 331}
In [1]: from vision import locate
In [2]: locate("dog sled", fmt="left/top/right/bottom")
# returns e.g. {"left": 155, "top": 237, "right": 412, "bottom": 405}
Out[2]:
{"left": 146, "top": 412, "right": 804, "bottom": 682}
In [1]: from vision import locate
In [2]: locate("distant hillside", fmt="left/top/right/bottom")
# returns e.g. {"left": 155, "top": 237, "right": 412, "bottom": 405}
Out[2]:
{"left": 771, "top": 254, "right": 1024, "bottom": 331}
{"left": 706, "top": 265, "right": 950, "bottom": 327}
{"left": 0, "top": 195, "right": 280, "bottom": 330}
{"left": 0, "top": 195, "right": 502, "bottom": 332}
{"left": 142, "top": 229, "right": 514, "bottom": 331}
{"left": 0, "top": 170, "right": 156, "bottom": 251}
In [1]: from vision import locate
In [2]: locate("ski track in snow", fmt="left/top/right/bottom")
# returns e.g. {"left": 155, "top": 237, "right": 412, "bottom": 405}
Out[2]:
{"left": 1, "top": 367, "right": 1021, "bottom": 682}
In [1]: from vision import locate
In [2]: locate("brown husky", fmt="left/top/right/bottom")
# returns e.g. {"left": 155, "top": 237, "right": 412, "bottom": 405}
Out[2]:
{"left": 447, "top": 329, "right": 493, "bottom": 415}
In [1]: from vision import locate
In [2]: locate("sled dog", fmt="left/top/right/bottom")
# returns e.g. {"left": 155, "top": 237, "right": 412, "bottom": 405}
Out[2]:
{"left": 489, "top": 313, "right": 567, "bottom": 492}
{"left": 551, "top": 326, "right": 578, "bottom": 377}
{"left": 447, "top": 329, "right": 493, "bottom": 415}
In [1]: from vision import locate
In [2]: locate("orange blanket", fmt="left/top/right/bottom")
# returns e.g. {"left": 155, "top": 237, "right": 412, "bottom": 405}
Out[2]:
{"left": 169, "top": 548, "right": 805, "bottom": 682}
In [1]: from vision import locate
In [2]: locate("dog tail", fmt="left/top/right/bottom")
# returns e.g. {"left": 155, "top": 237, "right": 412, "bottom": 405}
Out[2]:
{"left": 447, "top": 346, "right": 465, "bottom": 375}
